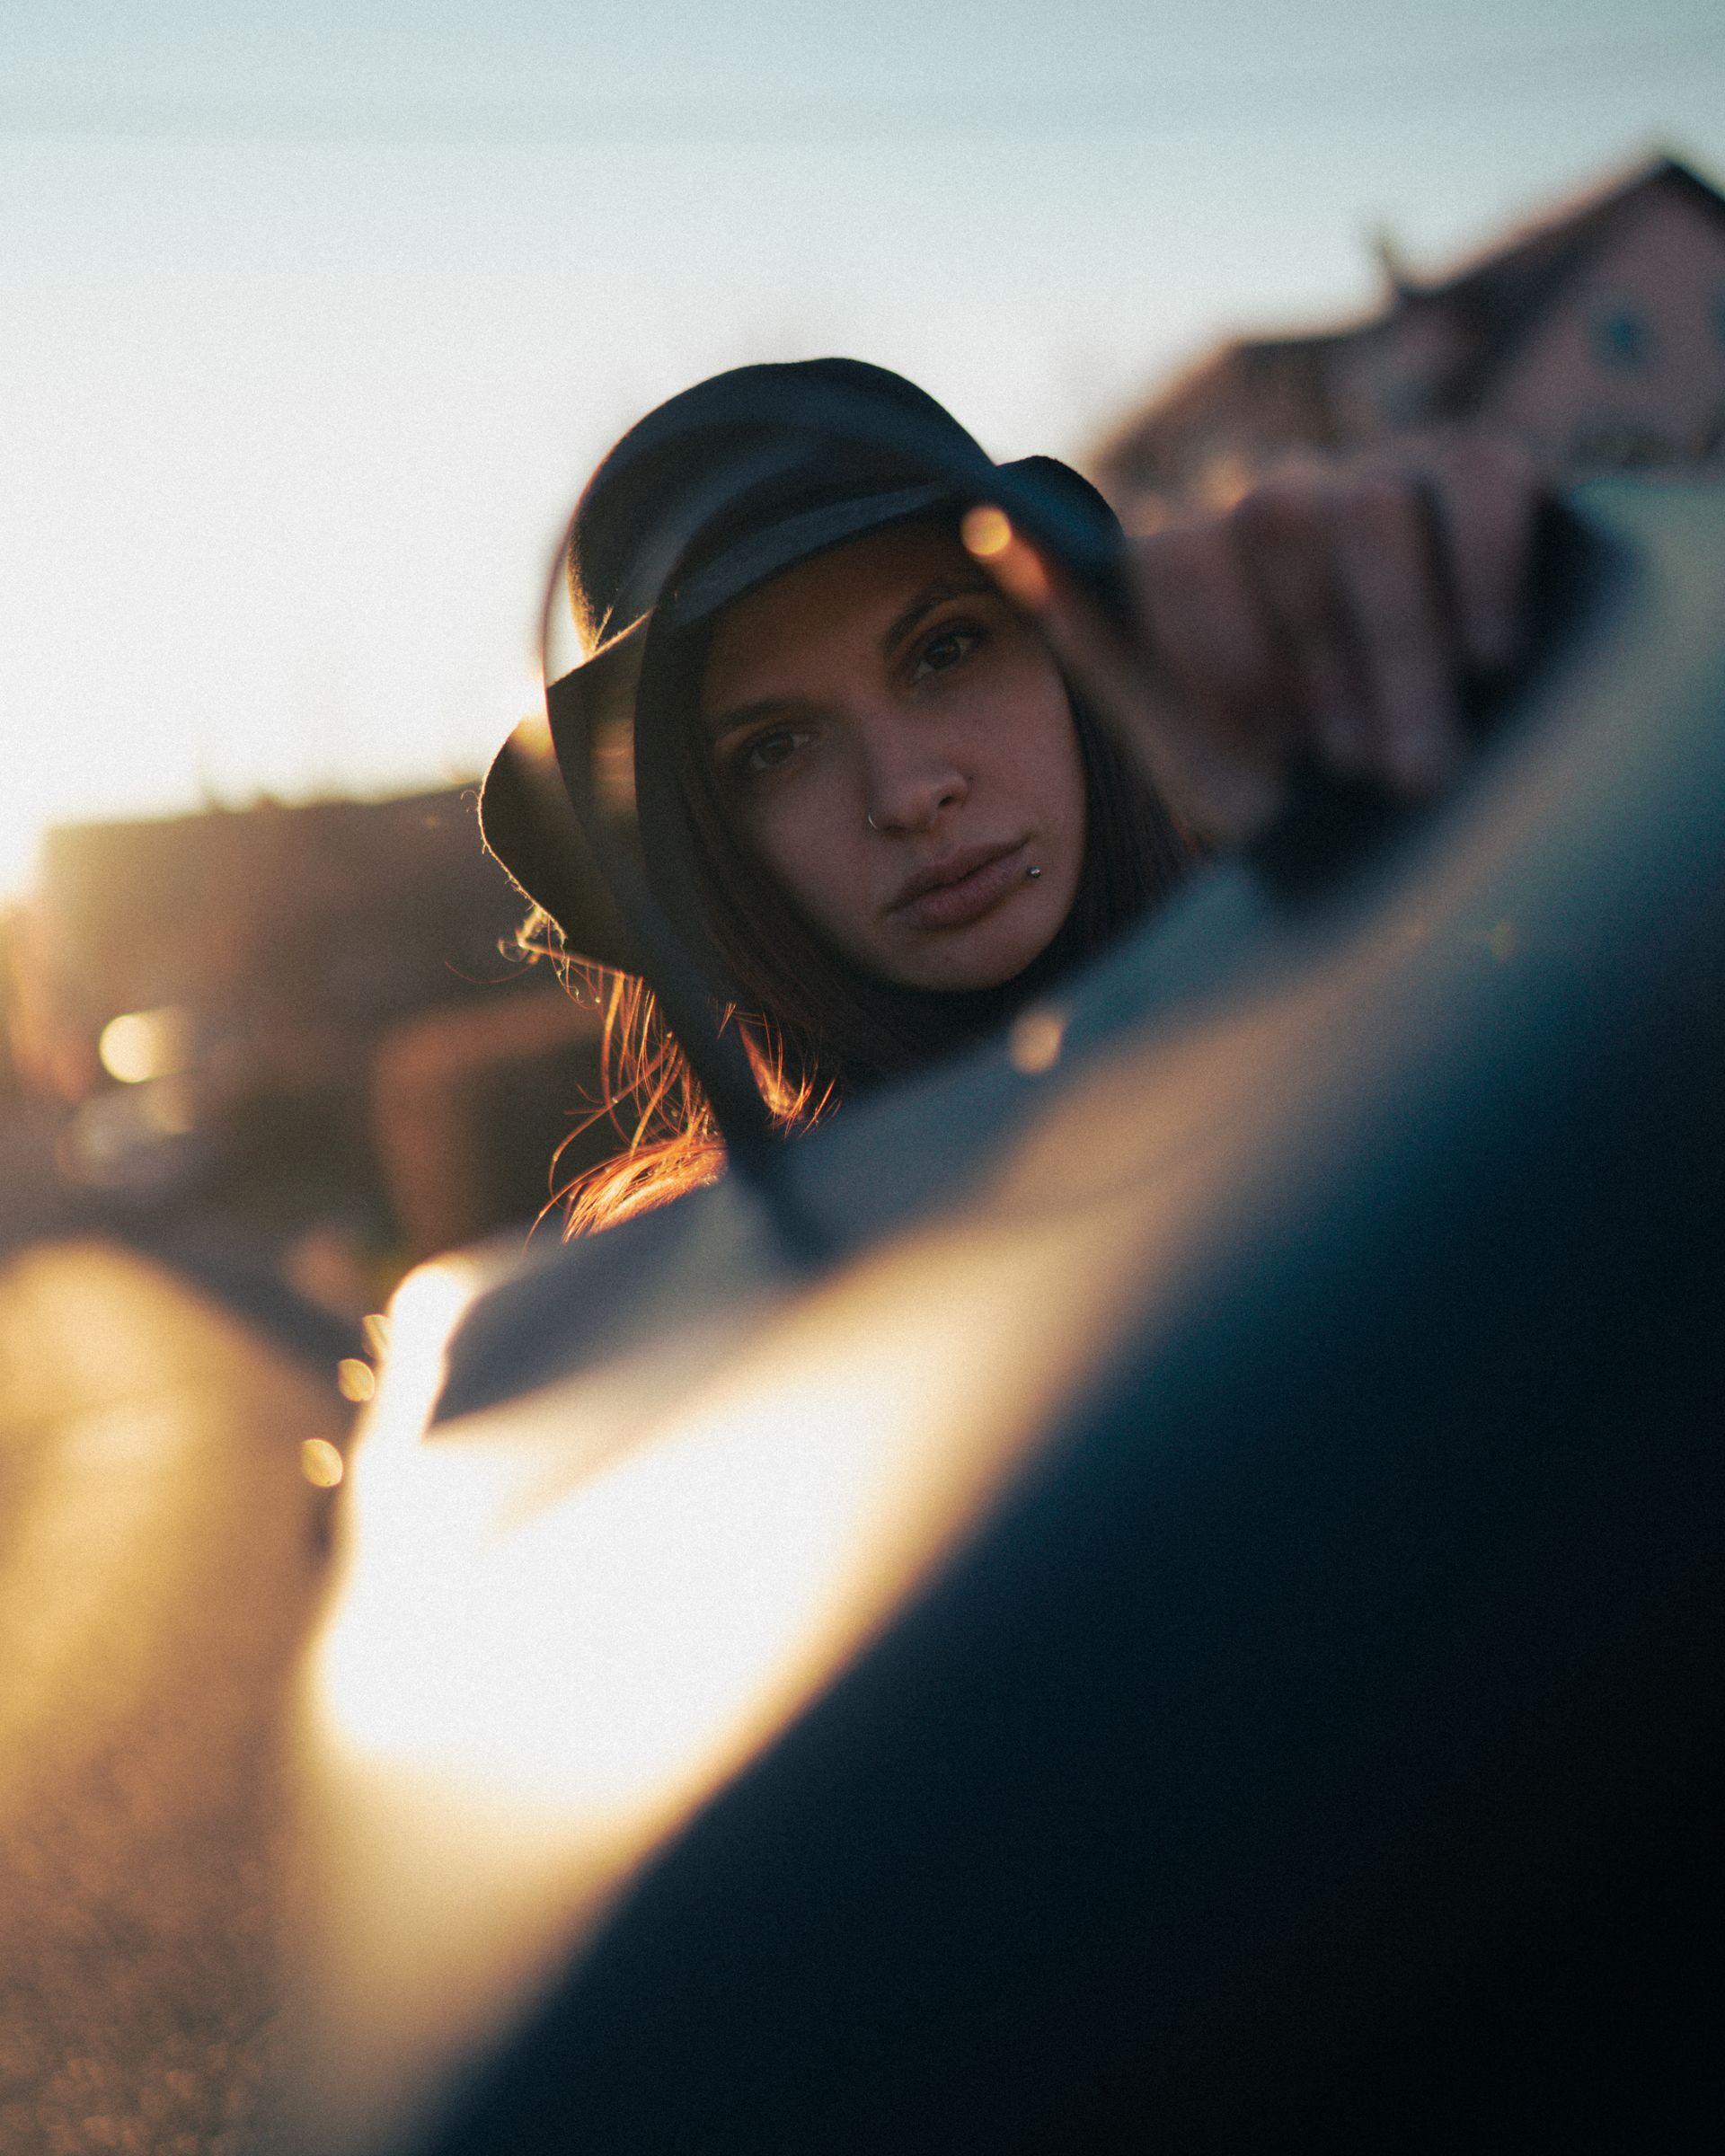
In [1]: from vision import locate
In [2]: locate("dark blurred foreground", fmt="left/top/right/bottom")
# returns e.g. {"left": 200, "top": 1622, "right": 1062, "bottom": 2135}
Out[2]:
{"left": 288, "top": 477, "right": 1725, "bottom": 2153}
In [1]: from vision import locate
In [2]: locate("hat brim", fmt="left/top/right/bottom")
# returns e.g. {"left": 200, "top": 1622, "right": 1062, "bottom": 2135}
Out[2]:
{"left": 479, "top": 614, "right": 653, "bottom": 976}
{"left": 658, "top": 478, "right": 957, "bottom": 632}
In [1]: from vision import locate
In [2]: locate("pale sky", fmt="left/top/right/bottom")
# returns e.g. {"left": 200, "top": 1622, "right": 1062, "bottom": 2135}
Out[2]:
{"left": 4, "top": 0, "right": 1723, "bottom": 892}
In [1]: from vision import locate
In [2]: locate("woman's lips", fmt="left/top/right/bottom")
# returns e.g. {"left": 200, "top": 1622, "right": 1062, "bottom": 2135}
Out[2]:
{"left": 889, "top": 840, "right": 1031, "bottom": 932}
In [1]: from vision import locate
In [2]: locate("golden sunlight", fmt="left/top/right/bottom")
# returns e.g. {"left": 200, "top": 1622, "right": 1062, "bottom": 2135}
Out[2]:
{"left": 0, "top": 810, "right": 42, "bottom": 902}
{"left": 285, "top": 975, "right": 1358, "bottom": 2155}
{"left": 308, "top": 1168, "right": 1173, "bottom": 1841}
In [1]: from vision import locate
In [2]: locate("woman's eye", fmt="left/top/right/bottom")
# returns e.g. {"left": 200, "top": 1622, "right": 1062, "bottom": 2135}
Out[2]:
{"left": 729, "top": 727, "right": 807, "bottom": 783}
{"left": 909, "top": 624, "right": 983, "bottom": 683}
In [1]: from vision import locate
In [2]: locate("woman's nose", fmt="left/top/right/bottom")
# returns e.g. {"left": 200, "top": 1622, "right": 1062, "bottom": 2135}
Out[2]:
{"left": 862, "top": 735, "right": 969, "bottom": 835}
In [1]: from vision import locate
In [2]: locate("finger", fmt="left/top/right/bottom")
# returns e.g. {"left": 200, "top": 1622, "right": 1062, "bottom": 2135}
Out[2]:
{"left": 1322, "top": 472, "right": 1463, "bottom": 797}
{"left": 1227, "top": 473, "right": 1375, "bottom": 774}
{"left": 965, "top": 514, "right": 1162, "bottom": 751}
{"left": 965, "top": 512, "right": 1283, "bottom": 843}
{"left": 1402, "top": 434, "right": 1542, "bottom": 676}
{"left": 1128, "top": 517, "right": 1293, "bottom": 756}
{"left": 1084, "top": 531, "right": 1291, "bottom": 843}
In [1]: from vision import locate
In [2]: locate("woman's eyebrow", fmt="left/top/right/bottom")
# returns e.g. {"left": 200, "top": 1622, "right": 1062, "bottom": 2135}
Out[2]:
{"left": 880, "top": 573, "right": 995, "bottom": 658}
{"left": 703, "top": 573, "right": 997, "bottom": 742}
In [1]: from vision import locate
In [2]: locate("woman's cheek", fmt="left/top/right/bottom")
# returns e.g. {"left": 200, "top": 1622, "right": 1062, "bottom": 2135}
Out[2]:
{"left": 750, "top": 796, "right": 854, "bottom": 932}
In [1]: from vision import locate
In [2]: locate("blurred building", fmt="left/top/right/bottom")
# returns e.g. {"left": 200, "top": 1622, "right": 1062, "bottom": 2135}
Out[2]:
{"left": 0, "top": 909, "right": 22, "bottom": 1098}
{"left": 8, "top": 789, "right": 520, "bottom": 1099}
{"left": 2, "top": 788, "right": 602, "bottom": 1259}
{"left": 1092, "top": 153, "right": 1725, "bottom": 517}
{"left": 371, "top": 984, "right": 611, "bottom": 1260}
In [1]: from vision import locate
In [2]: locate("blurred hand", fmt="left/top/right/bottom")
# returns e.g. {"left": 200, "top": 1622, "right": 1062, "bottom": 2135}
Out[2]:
{"left": 980, "top": 435, "right": 1546, "bottom": 848}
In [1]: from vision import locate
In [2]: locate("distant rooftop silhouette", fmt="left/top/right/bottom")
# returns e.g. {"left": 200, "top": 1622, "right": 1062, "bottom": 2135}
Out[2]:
{"left": 1092, "top": 152, "right": 1725, "bottom": 514}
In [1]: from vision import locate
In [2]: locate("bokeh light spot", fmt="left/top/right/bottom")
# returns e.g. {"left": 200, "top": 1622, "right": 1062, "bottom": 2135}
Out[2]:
{"left": 1010, "top": 1007, "right": 1066, "bottom": 1075}
{"left": 336, "top": 1359, "right": 377, "bottom": 1405}
{"left": 960, "top": 504, "right": 1013, "bottom": 559}
{"left": 1484, "top": 918, "right": 1518, "bottom": 963}
{"left": 97, "top": 1007, "right": 194, "bottom": 1085}
{"left": 302, "top": 1437, "right": 347, "bottom": 1489}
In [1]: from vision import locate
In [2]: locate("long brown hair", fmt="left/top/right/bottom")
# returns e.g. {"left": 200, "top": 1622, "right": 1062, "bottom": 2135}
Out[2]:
{"left": 548, "top": 677, "right": 1190, "bottom": 1234}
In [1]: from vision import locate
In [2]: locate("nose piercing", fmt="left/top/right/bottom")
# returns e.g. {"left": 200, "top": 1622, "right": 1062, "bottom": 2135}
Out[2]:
{"left": 1026, "top": 864, "right": 1042, "bottom": 880}
{"left": 866, "top": 811, "right": 881, "bottom": 832}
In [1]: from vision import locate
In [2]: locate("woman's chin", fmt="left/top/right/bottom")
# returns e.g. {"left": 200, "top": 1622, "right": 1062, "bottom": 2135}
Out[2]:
{"left": 877, "top": 911, "right": 1064, "bottom": 994}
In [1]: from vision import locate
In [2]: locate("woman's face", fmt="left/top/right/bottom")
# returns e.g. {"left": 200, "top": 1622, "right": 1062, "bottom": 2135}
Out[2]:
{"left": 698, "top": 517, "right": 1086, "bottom": 994}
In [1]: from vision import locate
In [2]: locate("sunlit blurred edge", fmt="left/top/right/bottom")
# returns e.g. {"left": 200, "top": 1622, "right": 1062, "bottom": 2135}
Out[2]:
{"left": 279, "top": 1023, "right": 1280, "bottom": 2156}
{"left": 272, "top": 475, "right": 1724, "bottom": 2153}
{"left": 299, "top": 455, "right": 1707, "bottom": 1854}
{"left": 279, "top": 839, "right": 1512, "bottom": 2156}
{"left": 279, "top": 545, "right": 1654, "bottom": 2152}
